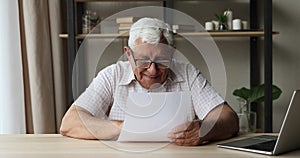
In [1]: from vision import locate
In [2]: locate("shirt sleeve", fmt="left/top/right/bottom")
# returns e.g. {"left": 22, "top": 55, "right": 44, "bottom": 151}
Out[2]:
{"left": 74, "top": 65, "right": 115, "bottom": 119}
{"left": 188, "top": 65, "right": 225, "bottom": 120}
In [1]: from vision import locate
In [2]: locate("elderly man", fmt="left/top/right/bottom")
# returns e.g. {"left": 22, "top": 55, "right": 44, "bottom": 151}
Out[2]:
{"left": 60, "top": 17, "right": 239, "bottom": 146}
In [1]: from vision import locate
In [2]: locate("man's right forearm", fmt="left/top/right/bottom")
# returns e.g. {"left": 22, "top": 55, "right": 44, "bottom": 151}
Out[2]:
{"left": 60, "top": 105, "right": 123, "bottom": 140}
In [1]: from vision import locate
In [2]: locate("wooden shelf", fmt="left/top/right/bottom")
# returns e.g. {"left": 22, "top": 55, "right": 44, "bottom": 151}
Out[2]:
{"left": 180, "top": 30, "right": 279, "bottom": 37}
{"left": 59, "top": 33, "right": 129, "bottom": 39}
{"left": 59, "top": 30, "right": 279, "bottom": 39}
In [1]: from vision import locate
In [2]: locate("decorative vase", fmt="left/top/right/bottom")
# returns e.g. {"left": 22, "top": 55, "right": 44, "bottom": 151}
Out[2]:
{"left": 218, "top": 23, "right": 227, "bottom": 30}
{"left": 237, "top": 98, "right": 257, "bottom": 133}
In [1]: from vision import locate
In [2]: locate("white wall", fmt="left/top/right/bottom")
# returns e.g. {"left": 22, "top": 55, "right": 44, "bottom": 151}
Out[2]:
{"left": 272, "top": 0, "right": 300, "bottom": 131}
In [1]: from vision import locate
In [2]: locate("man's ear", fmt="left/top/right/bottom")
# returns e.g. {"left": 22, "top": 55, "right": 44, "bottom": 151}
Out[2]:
{"left": 124, "top": 46, "right": 131, "bottom": 57}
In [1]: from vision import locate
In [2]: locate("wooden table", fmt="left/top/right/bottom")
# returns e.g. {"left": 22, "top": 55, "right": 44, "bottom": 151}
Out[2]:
{"left": 0, "top": 134, "right": 299, "bottom": 158}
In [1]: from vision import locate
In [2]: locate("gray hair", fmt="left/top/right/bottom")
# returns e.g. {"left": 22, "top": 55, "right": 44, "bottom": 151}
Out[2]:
{"left": 128, "top": 17, "right": 173, "bottom": 49}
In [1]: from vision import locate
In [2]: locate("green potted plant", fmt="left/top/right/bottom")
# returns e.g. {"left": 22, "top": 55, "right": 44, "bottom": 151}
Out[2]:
{"left": 215, "top": 12, "right": 228, "bottom": 30}
{"left": 233, "top": 84, "right": 282, "bottom": 109}
{"left": 233, "top": 84, "right": 282, "bottom": 133}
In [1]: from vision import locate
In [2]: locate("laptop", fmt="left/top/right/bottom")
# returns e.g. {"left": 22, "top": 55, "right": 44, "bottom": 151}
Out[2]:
{"left": 218, "top": 90, "right": 300, "bottom": 155}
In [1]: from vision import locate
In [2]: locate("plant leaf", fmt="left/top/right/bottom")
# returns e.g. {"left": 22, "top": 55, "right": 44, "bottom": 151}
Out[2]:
{"left": 233, "top": 84, "right": 282, "bottom": 103}
{"left": 215, "top": 13, "right": 227, "bottom": 23}
{"left": 233, "top": 87, "right": 251, "bottom": 101}
{"left": 248, "top": 84, "right": 282, "bottom": 103}
{"left": 272, "top": 85, "right": 282, "bottom": 100}
{"left": 248, "top": 85, "right": 265, "bottom": 103}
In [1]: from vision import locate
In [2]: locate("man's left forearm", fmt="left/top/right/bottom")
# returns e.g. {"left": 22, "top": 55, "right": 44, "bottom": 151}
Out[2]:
{"left": 198, "top": 103, "right": 239, "bottom": 145}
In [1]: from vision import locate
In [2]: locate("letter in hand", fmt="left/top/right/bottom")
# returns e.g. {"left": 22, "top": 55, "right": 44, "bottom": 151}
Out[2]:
{"left": 167, "top": 120, "right": 203, "bottom": 146}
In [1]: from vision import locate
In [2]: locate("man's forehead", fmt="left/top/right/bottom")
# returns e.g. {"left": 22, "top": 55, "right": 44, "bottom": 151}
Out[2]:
{"left": 133, "top": 43, "right": 174, "bottom": 52}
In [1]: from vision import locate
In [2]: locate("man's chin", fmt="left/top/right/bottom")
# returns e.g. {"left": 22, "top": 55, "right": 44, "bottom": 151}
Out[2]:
{"left": 139, "top": 76, "right": 165, "bottom": 89}
{"left": 142, "top": 77, "right": 158, "bottom": 83}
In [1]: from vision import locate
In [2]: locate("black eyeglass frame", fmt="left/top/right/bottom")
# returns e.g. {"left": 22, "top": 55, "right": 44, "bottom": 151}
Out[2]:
{"left": 129, "top": 47, "right": 173, "bottom": 69}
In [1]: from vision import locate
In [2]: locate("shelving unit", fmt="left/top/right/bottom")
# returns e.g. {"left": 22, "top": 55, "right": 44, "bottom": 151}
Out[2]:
{"left": 62, "top": 0, "right": 276, "bottom": 132}
{"left": 59, "top": 30, "right": 278, "bottom": 39}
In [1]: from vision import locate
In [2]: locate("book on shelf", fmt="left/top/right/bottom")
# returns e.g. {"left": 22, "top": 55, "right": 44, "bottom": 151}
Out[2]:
{"left": 117, "top": 25, "right": 131, "bottom": 34}
{"left": 116, "top": 16, "right": 138, "bottom": 34}
{"left": 118, "top": 26, "right": 132, "bottom": 31}
{"left": 116, "top": 16, "right": 140, "bottom": 24}
{"left": 118, "top": 30, "right": 129, "bottom": 34}
{"left": 172, "top": 24, "right": 195, "bottom": 33}
{"left": 119, "top": 23, "right": 133, "bottom": 27}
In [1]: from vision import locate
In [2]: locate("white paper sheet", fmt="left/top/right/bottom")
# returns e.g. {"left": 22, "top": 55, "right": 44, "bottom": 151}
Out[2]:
{"left": 117, "top": 91, "right": 191, "bottom": 142}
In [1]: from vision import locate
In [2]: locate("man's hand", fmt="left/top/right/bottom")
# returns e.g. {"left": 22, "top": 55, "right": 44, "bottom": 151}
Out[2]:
{"left": 168, "top": 104, "right": 239, "bottom": 146}
{"left": 168, "top": 120, "right": 203, "bottom": 146}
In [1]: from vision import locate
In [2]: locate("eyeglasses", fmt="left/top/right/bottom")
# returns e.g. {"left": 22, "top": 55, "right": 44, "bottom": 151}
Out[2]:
{"left": 129, "top": 48, "right": 172, "bottom": 69}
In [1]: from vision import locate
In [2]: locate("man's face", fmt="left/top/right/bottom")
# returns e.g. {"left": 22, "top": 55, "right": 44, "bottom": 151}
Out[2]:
{"left": 125, "top": 40, "right": 174, "bottom": 89}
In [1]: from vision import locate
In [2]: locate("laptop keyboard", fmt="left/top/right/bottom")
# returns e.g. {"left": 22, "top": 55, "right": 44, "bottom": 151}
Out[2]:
{"left": 246, "top": 140, "right": 277, "bottom": 152}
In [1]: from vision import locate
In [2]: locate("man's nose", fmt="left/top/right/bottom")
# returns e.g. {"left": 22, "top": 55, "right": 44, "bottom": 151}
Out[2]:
{"left": 147, "top": 62, "right": 157, "bottom": 74}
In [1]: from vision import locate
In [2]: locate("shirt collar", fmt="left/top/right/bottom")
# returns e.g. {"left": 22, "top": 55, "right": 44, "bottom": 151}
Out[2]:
{"left": 167, "top": 66, "right": 185, "bottom": 83}
{"left": 118, "top": 63, "right": 136, "bottom": 86}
